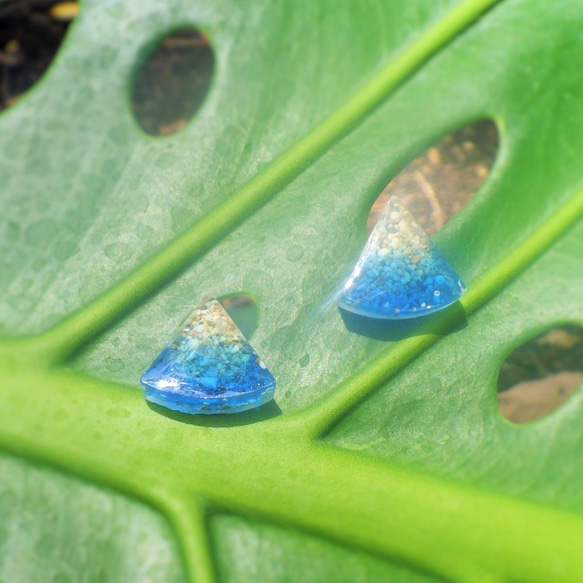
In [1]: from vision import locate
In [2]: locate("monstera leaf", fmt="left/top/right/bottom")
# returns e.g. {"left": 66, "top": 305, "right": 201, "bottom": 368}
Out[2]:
{"left": 2, "top": 0, "right": 583, "bottom": 580}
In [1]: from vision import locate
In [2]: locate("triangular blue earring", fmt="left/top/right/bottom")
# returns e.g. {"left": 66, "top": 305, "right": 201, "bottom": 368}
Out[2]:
{"left": 140, "top": 299, "right": 276, "bottom": 414}
{"left": 339, "top": 196, "right": 466, "bottom": 319}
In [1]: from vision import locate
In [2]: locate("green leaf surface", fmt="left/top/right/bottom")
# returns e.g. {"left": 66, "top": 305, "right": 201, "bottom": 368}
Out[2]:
{"left": 0, "top": 454, "right": 183, "bottom": 583}
{"left": 2, "top": 0, "right": 583, "bottom": 581}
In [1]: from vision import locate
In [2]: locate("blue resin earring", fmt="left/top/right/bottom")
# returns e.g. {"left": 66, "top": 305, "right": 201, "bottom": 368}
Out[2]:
{"left": 339, "top": 196, "right": 466, "bottom": 319}
{"left": 140, "top": 299, "right": 276, "bottom": 414}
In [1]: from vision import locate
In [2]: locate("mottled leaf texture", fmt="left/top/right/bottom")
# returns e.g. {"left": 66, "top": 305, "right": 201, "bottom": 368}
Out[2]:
{"left": 2, "top": 0, "right": 583, "bottom": 582}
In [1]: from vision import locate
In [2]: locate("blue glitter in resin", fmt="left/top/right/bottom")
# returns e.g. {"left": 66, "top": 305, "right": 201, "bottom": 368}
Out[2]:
{"left": 140, "top": 299, "right": 276, "bottom": 414}
{"left": 340, "top": 196, "right": 466, "bottom": 319}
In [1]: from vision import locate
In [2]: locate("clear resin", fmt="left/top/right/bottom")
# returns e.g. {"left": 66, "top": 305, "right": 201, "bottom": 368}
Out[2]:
{"left": 340, "top": 197, "right": 466, "bottom": 319}
{"left": 140, "top": 299, "right": 275, "bottom": 414}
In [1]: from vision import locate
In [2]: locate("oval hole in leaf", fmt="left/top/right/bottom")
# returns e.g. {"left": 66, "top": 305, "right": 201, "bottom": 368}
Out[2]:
{"left": 219, "top": 295, "right": 258, "bottom": 340}
{"left": 132, "top": 28, "right": 214, "bottom": 136}
{"left": 497, "top": 325, "right": 583, "bottom": 424}
{"left": 368, "top": 119, "right": 498, "bottom": 233}
{"left": 0, "top": 0, "right": 78, "bottom": 112}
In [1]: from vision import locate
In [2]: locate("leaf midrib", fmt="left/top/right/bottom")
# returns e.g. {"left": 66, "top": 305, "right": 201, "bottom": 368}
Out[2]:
{"left": 2, "top": 367, "right": 583, "bottom": 583}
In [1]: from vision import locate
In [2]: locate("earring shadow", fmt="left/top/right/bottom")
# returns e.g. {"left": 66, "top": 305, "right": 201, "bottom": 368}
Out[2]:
{"left": 339, "top": 301, "right": 468, "bottom": 342}
{"left": 146, "top": 399, "right": 283, "bottom": 427}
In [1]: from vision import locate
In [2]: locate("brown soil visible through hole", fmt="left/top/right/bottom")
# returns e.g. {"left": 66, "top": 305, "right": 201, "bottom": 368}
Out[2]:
{"left": 368, "top": 119, "right": 498, "bottom": 233}
{"left": 497, "top": 326, "right": 583, "bottom": 424}
{"left": 132, "top": 29, "right": 214, "bottom": 136}
{"left": 0, "top": 0, "right": 75, "bottom": 111}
